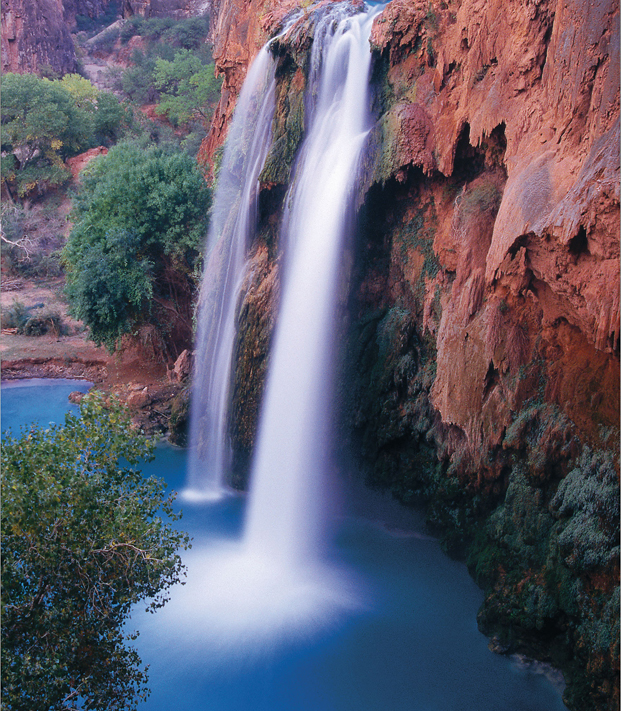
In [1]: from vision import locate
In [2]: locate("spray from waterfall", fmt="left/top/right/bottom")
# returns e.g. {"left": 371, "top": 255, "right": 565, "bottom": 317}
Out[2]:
{"left": 184, "top": 44, "right": 278, "bottom": 501}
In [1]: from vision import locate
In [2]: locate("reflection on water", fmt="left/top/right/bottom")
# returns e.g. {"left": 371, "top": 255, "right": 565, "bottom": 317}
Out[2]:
{"left": 1, "top": 380, "right": 567, "bottom": 711}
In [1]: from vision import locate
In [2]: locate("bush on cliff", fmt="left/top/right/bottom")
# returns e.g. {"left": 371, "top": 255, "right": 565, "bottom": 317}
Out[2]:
{"left": 1, "top": 393, "right": 190, "bottom": 710}
{"left": 63, "top": 140, "right": 211, "bottom": 354}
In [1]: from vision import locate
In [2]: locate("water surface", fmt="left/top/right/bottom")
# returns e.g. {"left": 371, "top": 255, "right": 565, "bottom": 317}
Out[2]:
{"left": 1, "top": 379, "right": 568, "bottom": 711}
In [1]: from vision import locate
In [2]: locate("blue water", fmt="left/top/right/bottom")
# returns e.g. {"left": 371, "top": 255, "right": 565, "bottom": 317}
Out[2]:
{"left": 1, "top": 379, "right": 568, "bottom": 711}
{"left": 1, "top": 378, "right": 92, "bottom": 433}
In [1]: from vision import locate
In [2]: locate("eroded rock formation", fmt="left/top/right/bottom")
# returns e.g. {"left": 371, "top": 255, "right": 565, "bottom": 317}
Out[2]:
{"left": 0, "top": 0, "right": 207, "bottom": 76}
{"left": 203, "top": 0, "right": 620, "bottom": 708}
{"left": 1, "top": 0, "right": 79, "bottom": 75}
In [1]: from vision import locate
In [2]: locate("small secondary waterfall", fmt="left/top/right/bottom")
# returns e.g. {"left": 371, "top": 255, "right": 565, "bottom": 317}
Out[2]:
{"left": 244, "top": 5, "right": 379, "bottom": 567}
{"left": 185, "top": 45, "right": 278, "bottom": 499}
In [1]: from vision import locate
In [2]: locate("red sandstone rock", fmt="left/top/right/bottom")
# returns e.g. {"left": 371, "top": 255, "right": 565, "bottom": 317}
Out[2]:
{"left": 127, "top": 388, "right": 151, "bottom": 408}
{"left": 171, "top": 349, "right": 192, "bottom": 382}
{"left": 204, "top": 0, "right": 619, "bottom": 453}
{"left": 1, "top": 0, "right": 79, "bottom": 75}
{"left": 66, "top": 146, "right": 109, "bottom": 182}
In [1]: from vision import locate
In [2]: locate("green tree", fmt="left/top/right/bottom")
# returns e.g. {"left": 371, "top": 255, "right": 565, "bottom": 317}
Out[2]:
{"left": 63, "top": 140, "right": 211, "bottom": 353}
{"left": 154, "top": 49, "right": 221, "bottom": 125}
{"left": 1, "top": 392, "right": 191, "bottom": 710}
{"left": 1, "top": 73, "right": 129, "bottom": 199}
{"left": 1, "top": 73, "right": 92, "bottom": 197}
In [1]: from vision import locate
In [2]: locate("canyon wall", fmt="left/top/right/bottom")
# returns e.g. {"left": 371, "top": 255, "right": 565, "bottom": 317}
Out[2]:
{"left": 203, "top": 0, "right": 620, "bottom": 709}
{"left": 1, "top": 0, "right": 80, "bottom": 75}
{"left": 0, "top": 0, "right": 205, "bottom": 76}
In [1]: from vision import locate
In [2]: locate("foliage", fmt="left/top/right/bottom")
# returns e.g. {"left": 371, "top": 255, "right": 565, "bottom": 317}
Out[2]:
{"left": 154, "top": 50, "right": 221, "bottom": 126}
{"left": 1, "top": 73, "right": 129, "bottom": 199}
{"left": 0, "top": 300, "right": 65, "bottom": 336}
{"left": 63, "top": 141, "right": 211, "bottom": 352}
{"left": 120, "top": 15, "right": 210, "bottom": 50}
{"left": 1, "top": 392, "right": 190, "bottom": 710}
{"left": 1, "top": 73, "right": 91, "bottom": 197}
{"left": 550, "top": 447, "right": 620, "bottom": 572}
{"left": 118, "top": 16, "right": 217, "bottom": 137}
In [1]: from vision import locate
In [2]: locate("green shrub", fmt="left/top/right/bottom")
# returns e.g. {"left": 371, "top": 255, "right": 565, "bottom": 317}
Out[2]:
{"left": 551, "top": 447, "right": 620, "bottom": 571}
{"left": 63, "top": 141, "right": 211, "bottom": 352}
{"left": 1, "top": 392, "right": 190, "bottom": 710}
{"left": 1, "top": 300, "right": 30, "bottom": 331}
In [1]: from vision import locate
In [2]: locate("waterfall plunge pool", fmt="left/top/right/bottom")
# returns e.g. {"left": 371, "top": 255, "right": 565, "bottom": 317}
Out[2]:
{"left": 1, "top": 379, "right": 568, "bottom": 711}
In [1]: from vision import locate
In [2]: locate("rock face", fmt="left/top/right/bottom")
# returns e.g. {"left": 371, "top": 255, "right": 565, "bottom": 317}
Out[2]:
{"left": 1, "top": 0, "right": 207, "bottom": 77}
{"left": 122, "top": 0, "right": 207, "bottom": 19}
{"left": 205, "top": 0, "right": 619, "bottom": 709}
{"left": 1, "top": 0, "right": 79, "bottom": 75}
{"left": 66, "top": 146, "right": 108, "bottom": 182}
{"left": 62, "top": 0, "right": 117, "bottom": 29}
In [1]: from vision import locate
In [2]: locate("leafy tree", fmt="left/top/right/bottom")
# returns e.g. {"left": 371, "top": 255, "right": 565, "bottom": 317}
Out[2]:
{"left": 154, "top": 49, "right": 221, "bottom": 126}
{"left": 63, "top": 140, "right": 211, "bottom": 353}
{"left": 1, "top": 73, "right": 129, "bottom": 198}
{"left": 59, "top": 73, "right": 100, "bottom": 110}
{"left": 1, "top": 392, "right": 191, "bottom": 710}
{"left": 1, "top": 73, "right": 92, "bottom": 197}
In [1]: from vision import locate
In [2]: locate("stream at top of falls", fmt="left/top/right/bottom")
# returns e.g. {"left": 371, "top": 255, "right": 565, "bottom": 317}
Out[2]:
{"left": 1, "top": 379, "right": 568, "bottom": 711}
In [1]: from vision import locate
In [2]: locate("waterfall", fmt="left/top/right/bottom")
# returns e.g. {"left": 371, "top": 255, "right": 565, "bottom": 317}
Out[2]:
{"left": 244, "top": 4, "right": 380, "bottom": 567}
{"left": 178, "top": 3, "right": 380, "bottom": 645}
{"left": 185, "top": 44, "right": 278, "bottom": 500}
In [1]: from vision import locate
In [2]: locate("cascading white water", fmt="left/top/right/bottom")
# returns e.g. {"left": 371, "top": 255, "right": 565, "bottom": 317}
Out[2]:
{"left": 184, "top": 45, "right": 278, "bottom": 500}
{"left": 171, "top": 4, "right": 380, "bottom": 647}
{"left": 244, "top": 5, "right": 380, "bottom": 567}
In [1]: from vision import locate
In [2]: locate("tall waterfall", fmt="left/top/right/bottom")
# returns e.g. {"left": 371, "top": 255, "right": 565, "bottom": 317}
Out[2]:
{"left": 185, "top": 45, "right": 278, "bottom": 500}
{"left": 244, "top": 5, "right": 379, "bottom": 567}
{"left": 179, "top": 3, "right": 380, "bottom": 644}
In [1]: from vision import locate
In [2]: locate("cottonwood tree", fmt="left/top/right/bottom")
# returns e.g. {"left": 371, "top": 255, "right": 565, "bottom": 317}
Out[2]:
{"left": 1, "top": 73, "right": 128, "bottom": 199}
{"left": 1, "top": 393, "right": 191, "bottom": 710}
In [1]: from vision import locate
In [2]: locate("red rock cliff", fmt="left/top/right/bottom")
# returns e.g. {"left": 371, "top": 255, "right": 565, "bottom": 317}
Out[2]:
{"left": 1, "top": 0, "right": 79, "bottom": 75}
{"left": 205, "top": 1, "right": 620, "bottom": 708}
{"left": 205, "top": 0, "right": 619, "bottom": 459}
